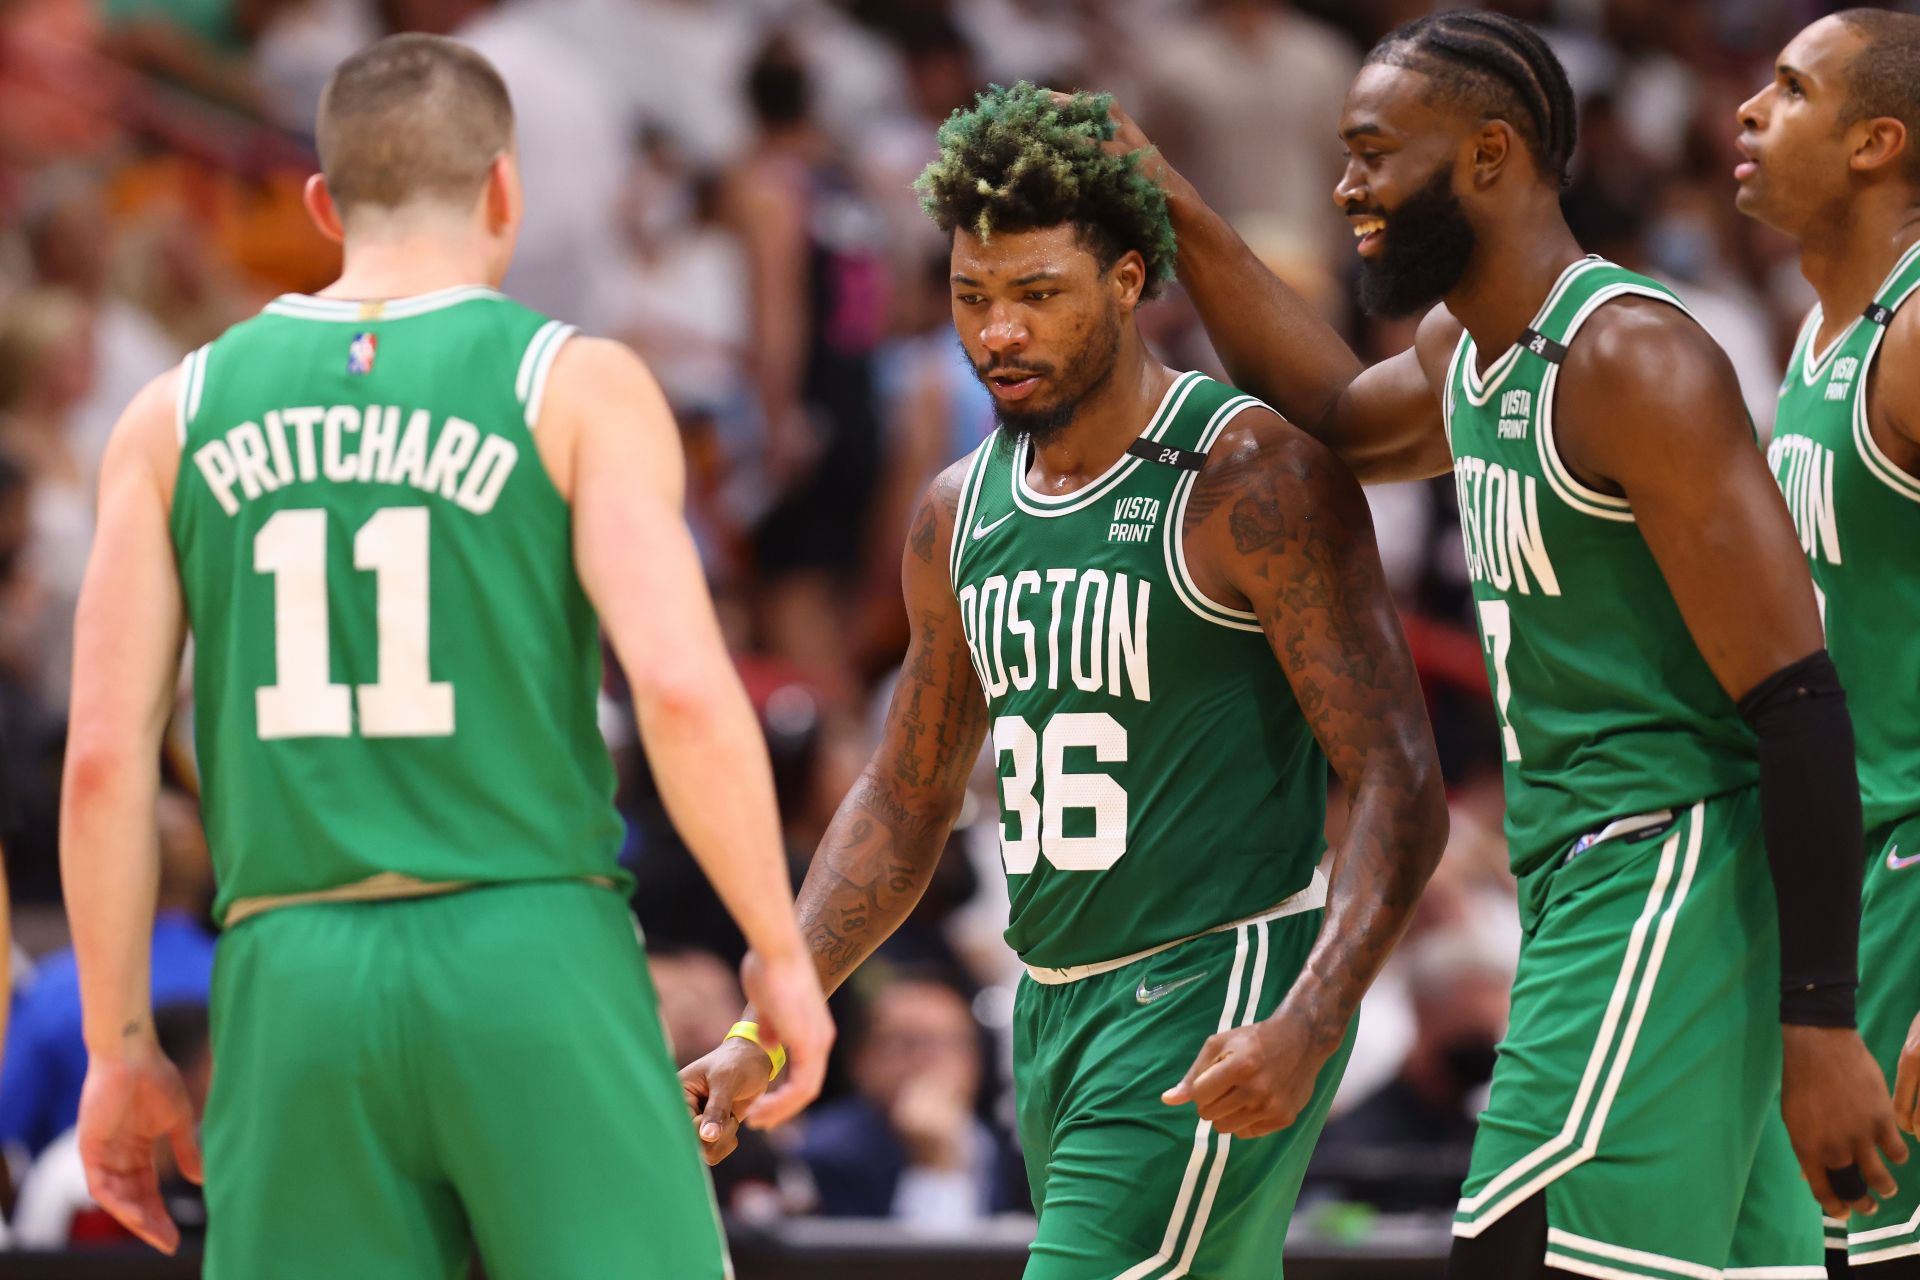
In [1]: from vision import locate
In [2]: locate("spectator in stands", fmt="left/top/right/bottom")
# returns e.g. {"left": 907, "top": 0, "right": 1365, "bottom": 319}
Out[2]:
{"left": 0, "top": 287, "right": 97, "bottom": 708}
{"left": 1131, "top": 0, "right": 1358, "bottom": 265}
{"left": 725, "top": 34, "right": 889, "bottom": 712}
{"left": 0, "top": 790, "right": 213, "bottom": 1158}
{"left": 9, "top": 1002, "right": 210, "bottom": 1249}
{"left": 19, "top": 171, "right": 182, "bottom": 482}
{"left": 1303, "top": 929, "right": 1513, "bottom": 1213}
{"left": 797, "top": 976, "right": 1025, "bottom": 1225}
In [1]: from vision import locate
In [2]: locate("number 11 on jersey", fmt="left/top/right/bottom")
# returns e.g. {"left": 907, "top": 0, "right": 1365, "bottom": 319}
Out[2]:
{"left": 254, "top": 505, "right": 454, "bottom": 740}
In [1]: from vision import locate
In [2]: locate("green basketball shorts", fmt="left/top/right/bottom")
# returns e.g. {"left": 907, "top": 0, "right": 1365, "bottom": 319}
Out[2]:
{"left": 1013, "top": 903, "right": 1354, "bottom": 1280}
{"left": 1454, "top": 789, "right": 1826, "bottom": 1279}
{"left": 1836, "top": 810, "right": 1920, "bottom": 1269}
{"left": 202, "top": 880, "right": 728, "bottom": 1280}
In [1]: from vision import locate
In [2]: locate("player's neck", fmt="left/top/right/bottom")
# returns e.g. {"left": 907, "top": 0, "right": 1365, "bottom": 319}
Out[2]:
{"left": 1796, "top": 197, "right": 1920, "bottom": 328}
{"left": 1025, "top": 344, "right": 1174, "bottom": 492}
{"left": 1446, "top": 216, "right": 1586, "bottom": 365}
{"left": 321, "top": 231, "right": 500, "bottom": 302}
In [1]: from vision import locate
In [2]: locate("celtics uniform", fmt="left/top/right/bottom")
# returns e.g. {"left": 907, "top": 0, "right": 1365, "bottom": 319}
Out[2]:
{"left": 1769, "top": 239, "right": 1920, "bottom": 1270}
{"left": 1445, "top": 259, "right": 1824, "bottom": 1277}
{"left": 950, "top": 371, "right": 1351, "bottom": 1278}
{"left": 170, "top": 286, "right": 724, "bottom": 1280}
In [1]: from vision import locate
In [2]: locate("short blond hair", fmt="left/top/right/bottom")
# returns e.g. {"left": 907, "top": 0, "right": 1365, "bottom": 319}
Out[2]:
{"left": 317, "top": 34, "right": 514, "bottom": 214}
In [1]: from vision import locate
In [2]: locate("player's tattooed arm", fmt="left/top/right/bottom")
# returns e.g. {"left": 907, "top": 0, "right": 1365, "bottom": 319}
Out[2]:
{"left": 794, "top": 463, "right": 989, "bottom": 992}
{"left": 1165, "top": 408, "right": 1448, "bottom": 1138}
{"left": 681, "top": 460, "right": 988, "bottom": 1162}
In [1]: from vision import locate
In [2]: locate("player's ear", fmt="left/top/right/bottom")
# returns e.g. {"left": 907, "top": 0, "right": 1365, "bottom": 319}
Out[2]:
{"left": 1469, "top": 120, "right": 1515, "bottom": 189}
{"left": 303, "top": 174, "right": 346, "bottom": 246}
{"left": 1849, "top": 115, "right": 1910, "bottom": 178}
{"left": 485, "top": 151, "right": 521, "bottom": 233}
{"left": 1109, "top": 249, "right": 1146, "bottom": 311}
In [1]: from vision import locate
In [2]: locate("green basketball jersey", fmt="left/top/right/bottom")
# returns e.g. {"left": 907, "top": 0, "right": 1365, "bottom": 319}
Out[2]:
{"left": 170, "top": 286, "right": 626, "bottom": 925}
{"left": 949, "top": 372, "right": 1327, "bottom": 970}
{"left": 1769, "top": 240, "right": 1920, "bottom": 832}
{"left": 1442, "top": 258, "right": 1757, "bottom": 889}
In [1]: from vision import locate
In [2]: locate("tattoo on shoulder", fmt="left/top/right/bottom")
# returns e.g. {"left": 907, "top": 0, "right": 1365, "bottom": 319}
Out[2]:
{"left": 908, "top": 499, "right": 938, "bottom": 564}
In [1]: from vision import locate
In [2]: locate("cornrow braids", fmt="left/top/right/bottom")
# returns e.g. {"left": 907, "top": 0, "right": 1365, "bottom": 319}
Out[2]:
{"left": 1367, "top": 11, "right": 1579, "bottom": 187}
{"left": 915, "top": 81, "right": 1177, "bottom": 296}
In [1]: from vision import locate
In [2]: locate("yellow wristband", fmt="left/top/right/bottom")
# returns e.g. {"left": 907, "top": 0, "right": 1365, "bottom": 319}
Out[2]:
{"left": 726, "top": 1020, "right": 787, "bottom": 1081}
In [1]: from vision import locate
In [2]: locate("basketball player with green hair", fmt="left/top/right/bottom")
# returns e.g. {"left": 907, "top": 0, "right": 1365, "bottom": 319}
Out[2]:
{"left": 681, "top": 81, "right": 1449, "bottom": 1278}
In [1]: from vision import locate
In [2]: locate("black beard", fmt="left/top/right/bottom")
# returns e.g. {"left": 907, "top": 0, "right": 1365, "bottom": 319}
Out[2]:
{"left": 978, "top": 305, "right": 1123, "bottom": 446}
{"left": 1355, "top": 162, "right": 1477, "bottom": 318}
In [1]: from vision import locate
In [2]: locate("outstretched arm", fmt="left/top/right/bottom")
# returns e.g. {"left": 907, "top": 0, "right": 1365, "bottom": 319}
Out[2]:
{"left": 62, "top": 369, "right": 204, "bottom": 1255}
{"left": 1164, "top": 409, "right": 1448, "bottom": 1136}
{"left": 550, "top": 338, "right": 832, "bottom": 1125}
{"left": 1104, "top": 101, "right": 1455, "bottom": 483}
{"left": 1557, "top": 299, "right": 1905, "bottom": 1217}
{"left": 679, "top": 460, "right": 990, "bottom": 1158}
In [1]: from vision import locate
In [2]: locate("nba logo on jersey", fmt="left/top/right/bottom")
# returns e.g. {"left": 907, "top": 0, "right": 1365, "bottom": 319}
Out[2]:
{"left": 347, "top": 332, "right": 378, "bottom": 376}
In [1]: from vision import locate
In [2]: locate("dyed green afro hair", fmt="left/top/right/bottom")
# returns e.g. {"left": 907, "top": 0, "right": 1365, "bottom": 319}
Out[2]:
{"left": 915, "top": 82, "right": 1176, "bottom": 297}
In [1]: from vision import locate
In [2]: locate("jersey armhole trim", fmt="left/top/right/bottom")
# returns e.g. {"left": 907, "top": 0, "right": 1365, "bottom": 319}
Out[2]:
{"left": 1442, "top": 329, "right": 1471, "bottom": 448}
{"left": 1535, "top": 282, "right": 1699, "bottom": 524}
{"left": 1853, "top": 276, "right": 1920, "bottom": 506}
{"left": 176, "top": 345, "right": 210, "bottom": 445}
{"left": 1164, "top": 395, "right": 1267, "bottom": 632}
{"left": 518, "top": 322, "right": 575, "bottom": 430}
{"left": 948, "top": 435, "right": 997, "bottom": 590}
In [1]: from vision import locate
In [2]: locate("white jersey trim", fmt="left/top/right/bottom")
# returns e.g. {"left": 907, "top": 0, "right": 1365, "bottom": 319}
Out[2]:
{"left": 1460, "top": 257, "right": 1608, "bottom": 407}
{"left": 175, "top": 345, "right": 209, "bottom": 445}
{"left": 262, "top": 285, "right": 504, "bottom": 322}
{"left": 522, "top": 324, "right": 576, "bottom": 430}
{"left": 1851, "top": 272, "right": 1920, "bottom": 507}
{"left": 1023, "top": 869, "right": 1324, "bottom": 984}
{"left": 1802, "top": 239, "right": 1920, "bottom": 388}
{"left": 1009, "top": 371, "right": 1200, "bottom": 517}
{"left": 947, "top": 436, "right": 997, "bottom": 589}
{"left": 1162, "top": 395, "right": 1266, "bottom": 632}
{"left": 1533, "top": 283, "right": 1698, "bottom": 524}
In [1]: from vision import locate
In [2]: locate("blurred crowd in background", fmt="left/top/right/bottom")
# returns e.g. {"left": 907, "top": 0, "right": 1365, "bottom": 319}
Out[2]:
{"left": 0, "top": 0, "right": 1888, "bottom": 1253}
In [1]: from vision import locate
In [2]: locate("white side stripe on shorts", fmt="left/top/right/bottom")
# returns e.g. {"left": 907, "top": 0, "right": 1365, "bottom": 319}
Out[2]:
{"left": 1110, "top": 922, "right": 1259, "bottom": 1280}
{"left": 1455, "top": 804, "right": 1705, "bottom": 1237}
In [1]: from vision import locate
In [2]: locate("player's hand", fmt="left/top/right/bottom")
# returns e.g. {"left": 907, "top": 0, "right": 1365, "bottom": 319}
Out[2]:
{"left": 1782, "top": 1024, "right": 1907, "bottom": 1218}
{"left": 679, "top": 1036, "right": 773, "bottom": 1166}
{"left": 1891, "top": 1011, "right": 1920, "bottom": 1135}
{"left": 738, "top": 948, "right": 835, "bottom": 1130}
{"left": 1045, "top": 90, "right": 1179, "bottom": 193}
{"left": 75, "top": 1045, "right": 203, "bottom": 1255}
{"left": 1162, "top": 1008, "right": 1339, "bottom": 1138}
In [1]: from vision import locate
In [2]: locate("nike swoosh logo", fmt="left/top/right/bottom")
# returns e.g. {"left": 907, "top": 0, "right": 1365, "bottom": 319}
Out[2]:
{"left": 1889, "top": 846, "right": 1920, "bottom": 871}
{"left": 1135, "top": 971, "right": 1210, "bottom": 1005}
{"left": 972, "top": 511, "right": 1015, "bottom": 541}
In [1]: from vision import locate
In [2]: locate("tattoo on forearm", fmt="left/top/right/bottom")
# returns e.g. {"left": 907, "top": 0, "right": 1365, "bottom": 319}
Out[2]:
{"left": 797, "top": 482, "right": 988, "bottom": 988}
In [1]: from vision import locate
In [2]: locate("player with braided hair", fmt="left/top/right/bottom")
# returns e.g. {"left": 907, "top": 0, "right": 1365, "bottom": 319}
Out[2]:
{"left": 1100, "top": 8, "right": 1905, "bottom": 1280}
{"left": 682, "top": 81, "right": 1450, "bottom": 1278}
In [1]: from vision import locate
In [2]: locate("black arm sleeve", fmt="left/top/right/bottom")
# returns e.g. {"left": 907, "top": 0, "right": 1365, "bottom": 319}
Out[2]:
{"left": 1737, "top": 649, "right": 1863, "bottom": 1027}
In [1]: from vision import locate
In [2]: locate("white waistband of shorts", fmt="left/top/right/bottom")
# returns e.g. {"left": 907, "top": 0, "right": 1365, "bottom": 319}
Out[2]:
{"left": 1021, "top": 867, "right": 1328, "bottom": 986}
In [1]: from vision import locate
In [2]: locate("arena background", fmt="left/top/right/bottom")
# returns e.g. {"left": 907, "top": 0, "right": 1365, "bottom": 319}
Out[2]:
{"left": 0, "top": 0, "right": 1897, "bottom": 1272}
